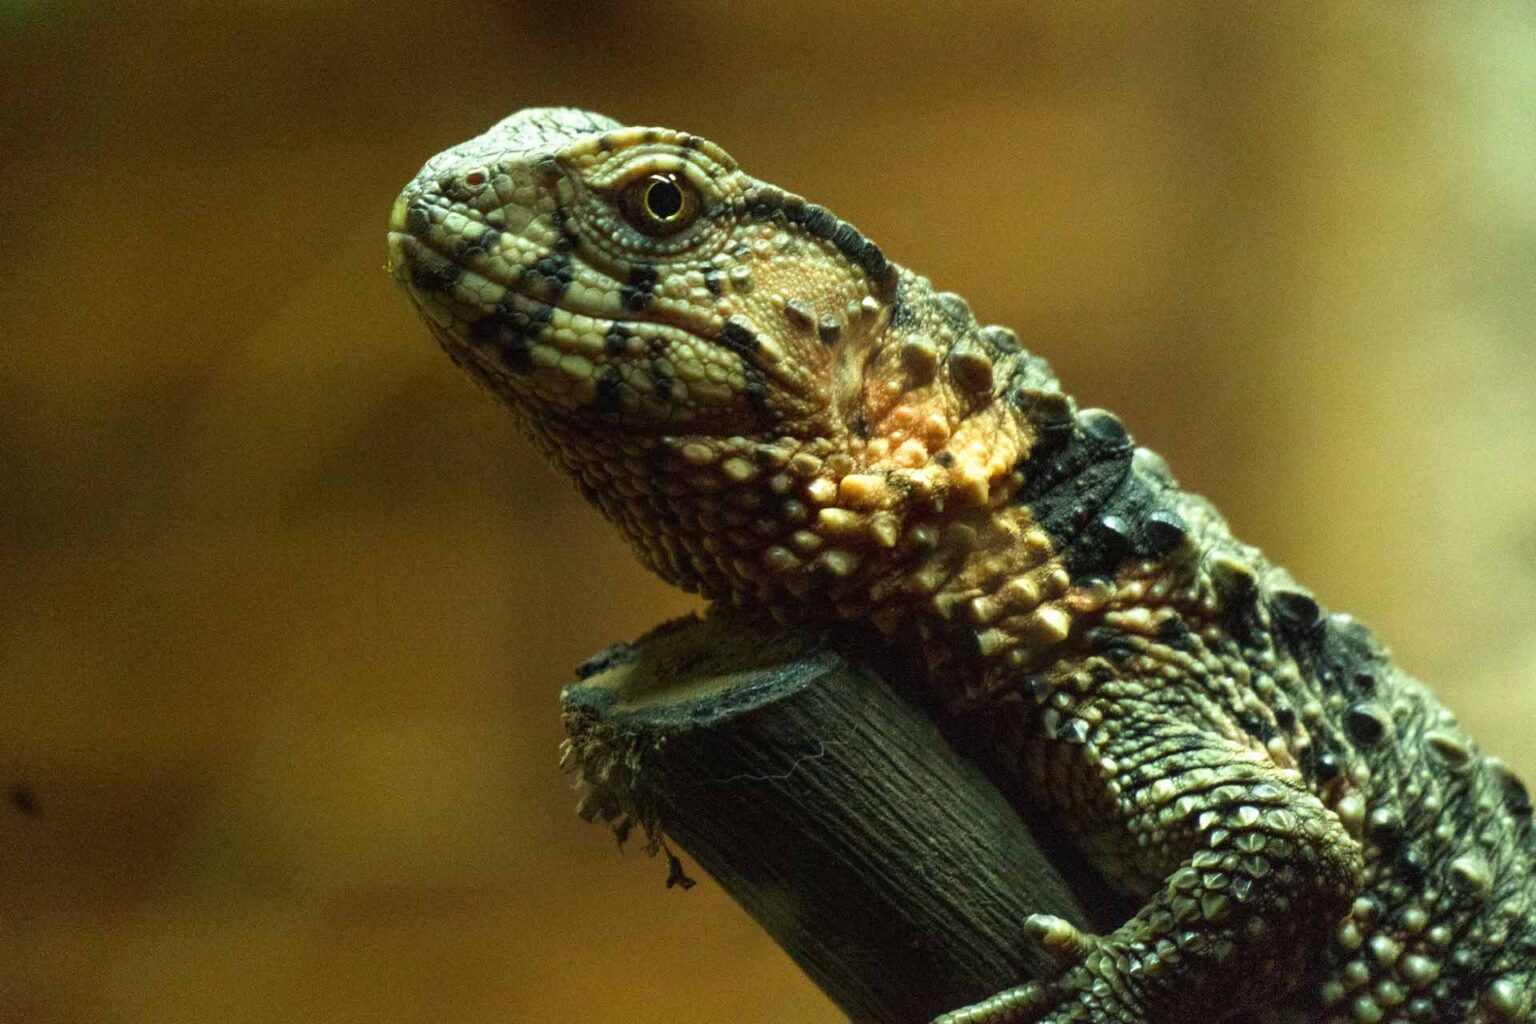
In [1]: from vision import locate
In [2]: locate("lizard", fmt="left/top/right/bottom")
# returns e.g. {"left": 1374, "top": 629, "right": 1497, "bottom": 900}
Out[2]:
{"left": 386, "top": 107, "right": 1535, "bottom": 1024}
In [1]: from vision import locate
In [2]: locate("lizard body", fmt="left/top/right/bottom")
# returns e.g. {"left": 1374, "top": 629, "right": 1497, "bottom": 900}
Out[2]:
{"left": 388, "top": 108, "right": 1536, "bottom": 1024}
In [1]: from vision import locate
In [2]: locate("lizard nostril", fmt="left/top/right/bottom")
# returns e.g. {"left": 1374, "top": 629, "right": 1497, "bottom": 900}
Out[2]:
{"left": 464, "top": 169, "right": 487, "bottom": 187}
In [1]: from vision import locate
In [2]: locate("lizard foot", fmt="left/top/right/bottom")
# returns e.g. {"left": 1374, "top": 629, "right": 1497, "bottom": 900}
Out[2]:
{"left": 932, "top": 928, "right": 1165, "bottom": 1024}
{"left": 930, "top": 964, "right": 1145, "bottom": 1024}
{"left": 931, "top": 981, "right": 1051, "bottom": 1024}
{"left": 930, "top": 919, "right": 1109, "bottom": 1024}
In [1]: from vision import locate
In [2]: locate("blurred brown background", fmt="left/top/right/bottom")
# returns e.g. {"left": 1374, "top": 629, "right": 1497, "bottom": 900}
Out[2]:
{"left": 1, "top": 2, "right": 1533, "bottom": 1022}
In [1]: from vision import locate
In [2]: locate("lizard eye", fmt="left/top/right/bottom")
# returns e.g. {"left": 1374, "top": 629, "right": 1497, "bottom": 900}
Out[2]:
{"left": 619, "top": 173, "right": 698, "bottom": 236}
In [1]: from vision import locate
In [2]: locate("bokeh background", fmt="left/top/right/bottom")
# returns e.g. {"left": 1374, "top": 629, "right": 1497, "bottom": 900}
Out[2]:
{"left": 2, "top": 3, "right": 1534, "bottom": 1022}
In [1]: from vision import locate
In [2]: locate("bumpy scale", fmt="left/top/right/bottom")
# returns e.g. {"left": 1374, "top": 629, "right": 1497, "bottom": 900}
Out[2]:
{"left": 389, "top": 108, "right": 1535, "bottom": 1024}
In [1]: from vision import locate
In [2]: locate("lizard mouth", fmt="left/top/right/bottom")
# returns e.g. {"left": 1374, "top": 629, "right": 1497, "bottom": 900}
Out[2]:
{"left": 388, "top": 202, "right": 754, "bottom": 424}
{"left": 388, "top": 226, "right": 607, "bottom": 390}
{"left": 387, "top": 181, "right": 627, "bottom": 368}
{"left": 391, "top": 186, "right": 702, "bottom": 328}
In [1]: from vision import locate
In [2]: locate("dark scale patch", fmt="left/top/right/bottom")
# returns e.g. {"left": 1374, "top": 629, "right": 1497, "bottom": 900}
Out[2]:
{"left": 1490, "top": 759, "right": 1534, "bottom": 820}
{"left": 1078, "top": 408, "right": 1129, "bottom": 448}
{"left": 604, "top": 323, "right": 632, "bottom": 357}
{"left": 1011, "top": 388, "right": 1075, "bottom": 436}
{"left": 1007, "top": 421, "right": 1128, "bottom": 536}
{"left": 743, "top": 368, "right": 768, "bottom": 408}
{"left": 1087, "top": 627, "right": 1142, "bottom": 664}
{"left": 550, "top": 209, "right": 583, "bottom": 253}
{"left": 829, "top": 221, "right": 870, "bottom": 265}
{"left": 703, "top": 269, "right": 724, "bottom": 296}
{"left": 535, "top": 156, "right": 563, "bottom": 181}
{"left": 1274, "top": 703, "right": 1297, "bottom": 730}
{"left": 1156, "top": 616, "right": 1194, "bottom": 650}
{"left": 1010, "top": 408, "right": 1186, "bottom": 580}
{"left": 1124, "top": 732, "right": 1213, "bottom": 778}
{"left": 1269, "top": 588, "right": 1322, "bottom": 638}
{"left": 471, "top": 297, "right": 554, "bottom": 373}
{"left": 935, "top": 292, "right": 974, "bottom": 331}
{"left": 649, "top": 357, "right": 674, "bottom": 402}
{"left": 1141, "top": 509, "right": 1189, "bottom": 556}
{"left": 1507, "top": 773, "right": 1534, "bottom": 820}
{"left": 800, "top": 203, "right": 836, "bottom": 236}
{"left": 742, "top": 189, "right": 893, "bottom": 288}
{"left": 408, "top": 249, "right": 462, "bottom": 293}
{"left": 1289, "top": 611, "right": 1389, "bottom": 700}
{"left": 1055, "top": 718, "right": 1091, "bottom": 744}
{"left": 438, "top": 177, "right": 480, "bottom": 205}
{"left": 591, "top": 366, "right": 624, "bottom": 413}
{"left": 1302, "top": 739, "right": 1342, "bottom": 784}
{"left": 1086, "top": 661, "right": 1118, "bottom": 687}
{"left": 1345, "top": 702, "right": 1390, "bottom": 747}
{"left": 622, "top": 265, "right": 658, "bottom": 311}
{"left": 456, "top": 226, "right": 503, "bottom": 260}
{"left": 526, "top": 249, "right": 573, "bottom": 294}
{"left": 1236, "top": 709, "right": 1277, "bottom": 745}
{"left": 720, "top": 316, "right": 760, "bottom": 359}
{"left": 744, "top": 185, "right": 791, "bottom": 211}
{"left": 743, "top": 375, "right": 771, "bottom": 415}
{"left": 1095, "top": 514, "right": 1132, "bottom": 563}
{"left": 980, "top": 324, "right": 1022, "bottom": 354}
{"left": 889, "top": 278, "right": 922, "bottom": 331}
{"left": 405, "top": 202, "right": 431, "bottom": 237}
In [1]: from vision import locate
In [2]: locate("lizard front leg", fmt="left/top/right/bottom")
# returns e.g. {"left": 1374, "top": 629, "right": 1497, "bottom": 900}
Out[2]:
{"left": 936, "top": 703, "right": 1363, "bottom": 1024}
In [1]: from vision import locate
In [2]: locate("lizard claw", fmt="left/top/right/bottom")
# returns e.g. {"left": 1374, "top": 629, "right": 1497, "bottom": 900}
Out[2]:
{"left": 1023, "top": 913, "right": 1099, "bottom": 966}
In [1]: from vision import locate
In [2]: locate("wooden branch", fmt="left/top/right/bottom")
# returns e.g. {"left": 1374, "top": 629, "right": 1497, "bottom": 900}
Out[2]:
{"left": 560, "top": 610, "right": 1089, "bottom": 1024}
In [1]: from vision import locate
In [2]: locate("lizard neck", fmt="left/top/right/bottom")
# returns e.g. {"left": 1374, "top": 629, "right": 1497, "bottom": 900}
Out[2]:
{"left": 533, "top": 269, "right": 1110, "bottom": 679}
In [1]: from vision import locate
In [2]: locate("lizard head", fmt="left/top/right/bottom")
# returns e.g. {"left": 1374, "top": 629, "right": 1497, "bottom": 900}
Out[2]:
{"left": 388, "top": 106, "right": 893, "bottom": 437}
{"left": 390, "top": 108, "right": 1059, "bottom": 611}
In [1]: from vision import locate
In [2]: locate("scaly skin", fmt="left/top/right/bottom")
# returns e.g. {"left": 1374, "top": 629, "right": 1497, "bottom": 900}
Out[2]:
{"left": 388, "top": 108, "right": 1536, "bottom": 1024}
